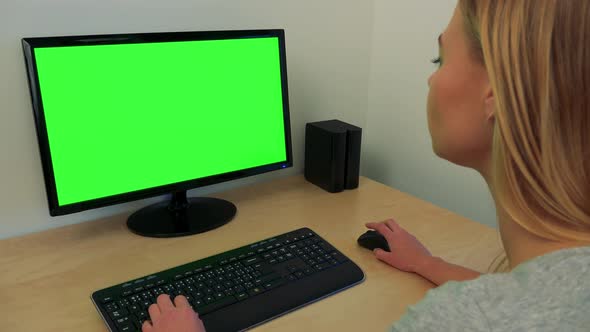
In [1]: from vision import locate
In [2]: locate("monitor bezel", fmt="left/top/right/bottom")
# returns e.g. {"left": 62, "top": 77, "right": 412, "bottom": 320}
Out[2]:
{"left": 22, "top": 29, "right": 293, "bottom": 216}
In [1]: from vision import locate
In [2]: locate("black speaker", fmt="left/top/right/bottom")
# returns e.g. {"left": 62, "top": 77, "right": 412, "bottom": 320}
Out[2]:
{"left": 304, "top": 120, "right": 362, "bottom": 193}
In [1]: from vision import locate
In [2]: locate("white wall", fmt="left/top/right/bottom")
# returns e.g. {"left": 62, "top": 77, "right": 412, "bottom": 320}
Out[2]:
{"left": 0, "top": 0, "right": 374, "bottom": 239}
{"left": 0, "top": 0, "right": 499, "bottom": 239}
{"left": 362, "top": 0, "right": 497, "bottom": 227}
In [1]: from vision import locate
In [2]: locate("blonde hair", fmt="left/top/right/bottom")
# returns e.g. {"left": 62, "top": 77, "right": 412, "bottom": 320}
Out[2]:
{"left": 458, "top": 0, "right": 590, "bottom": 272}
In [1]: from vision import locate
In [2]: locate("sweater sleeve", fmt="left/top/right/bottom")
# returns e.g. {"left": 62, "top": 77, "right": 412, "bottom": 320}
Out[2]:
{"left": 390, "top": 280, "right": 491, "bottom": 332}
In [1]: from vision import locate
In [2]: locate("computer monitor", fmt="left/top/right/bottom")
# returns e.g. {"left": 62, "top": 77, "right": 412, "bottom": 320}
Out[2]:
{"left": 22, "top": 29, "right": 292, "bottom": 238}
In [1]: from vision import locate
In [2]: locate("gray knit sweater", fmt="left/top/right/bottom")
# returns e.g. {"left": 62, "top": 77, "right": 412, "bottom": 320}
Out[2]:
{"left": 391, "top": 246, "right": 590, "bottom": 331}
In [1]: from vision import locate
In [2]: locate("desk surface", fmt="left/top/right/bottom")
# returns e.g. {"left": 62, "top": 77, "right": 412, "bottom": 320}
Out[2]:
{"left": 0, "top": 176, "right": 500, "bottom": 332}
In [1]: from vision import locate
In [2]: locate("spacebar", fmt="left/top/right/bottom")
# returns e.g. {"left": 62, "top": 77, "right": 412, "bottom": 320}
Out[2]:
{"left": 196, "top": 296, "right": 238, "bottom": 316}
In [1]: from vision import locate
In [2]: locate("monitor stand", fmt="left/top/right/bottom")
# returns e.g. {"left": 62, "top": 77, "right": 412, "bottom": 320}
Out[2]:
{"left": 127, "top": 190, "right": 236, "bottom": 238}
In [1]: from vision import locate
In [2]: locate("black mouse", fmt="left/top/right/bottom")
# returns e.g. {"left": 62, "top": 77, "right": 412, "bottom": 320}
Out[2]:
{"left": 357, "top": 230, "right": 390, "bottom": 252}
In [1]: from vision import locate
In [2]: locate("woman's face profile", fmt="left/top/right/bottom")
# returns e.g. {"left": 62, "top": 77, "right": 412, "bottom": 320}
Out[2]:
{"left": 426, "top": 6, "right": 495, "bottom": 172}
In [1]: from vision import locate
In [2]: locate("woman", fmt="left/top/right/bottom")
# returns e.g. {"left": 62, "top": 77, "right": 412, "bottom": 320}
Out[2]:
{"left": 142, "top": 0, "right": 590, "bottom": 331}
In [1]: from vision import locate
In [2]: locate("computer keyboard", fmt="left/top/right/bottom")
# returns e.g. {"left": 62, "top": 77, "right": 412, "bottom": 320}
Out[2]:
{"left": 92, "top": 227, "right": 365, "bottom": 332}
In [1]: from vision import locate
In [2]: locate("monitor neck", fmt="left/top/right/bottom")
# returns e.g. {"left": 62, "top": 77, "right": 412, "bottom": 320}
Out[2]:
{"left": 169, "top": 190, "right": 189, "bottom": 214}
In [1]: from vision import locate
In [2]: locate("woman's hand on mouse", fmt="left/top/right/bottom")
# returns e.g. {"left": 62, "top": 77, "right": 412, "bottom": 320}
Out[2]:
{"left": 366, "top": 219, "right": 432, "bottom": 273}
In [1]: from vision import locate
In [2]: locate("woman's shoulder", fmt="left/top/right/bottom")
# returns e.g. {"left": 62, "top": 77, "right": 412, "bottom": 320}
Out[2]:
{"left": 477, "top": 246, "right": 590, "bottom": 330}
{"left": 391, "top": 246, "right": 590, "bottom": 332}
{"left": 440, "top": 245, "right": 590, "bottom": 300}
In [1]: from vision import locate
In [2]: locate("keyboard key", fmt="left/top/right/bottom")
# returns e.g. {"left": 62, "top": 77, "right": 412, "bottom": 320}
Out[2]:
{"left": 118, "top": 322, "right": 134, "bottom": 332}
{"left": 243, "top": 256, "right": 261, "bottom": 266}
{"left": 140, "top": 300, "right": 152, "bottom": 309}
{"left": 236, "top": 292, "right": 249, "bottom": 301}
{"left": 331, "top": 252, "right": 348, "bottom": 263}
{"left": 109, "top": 308, "right": 129, "bottom": 320}
{"left": 151, "top": 287, "right": 165, "bottom": 297}
{"left": 114, "top": 316, "right": 132, "bottom": 329}
{"left": 314, "top": 262, "right": 331, "bottom": 271}
{"left": 254, "top": 262, "right": 273, "bottom": 275}
{"left": 136, "top": 310, "right": 148, "bottom": 321}
{"left": 129, "top": 304, "right": 142, "bottom": 313}
{"left": 263, "top": 278, "right": 286, "bottom": 290}
{"left": 100, "top": 296, "right": 114, "bottom": 304}
{"left": 191, "top": 291, "right": 204, "bottom": 299}
{"left": 140, "top": 291, "right": 152, "bottom": 300}
{"left": 133, "top": 318, "right": 145, "bottom": 330}
{"left": 247, "top": 287, "right": 265, "bottom": 296}
{"left": 117, "top": 299, "right": 131, "bottom": 307}
{"left": 104, "top": 302, "right": 118, "bottom": 312}
{"left": 254, "top": 272, "right": 280, "bottom": 285}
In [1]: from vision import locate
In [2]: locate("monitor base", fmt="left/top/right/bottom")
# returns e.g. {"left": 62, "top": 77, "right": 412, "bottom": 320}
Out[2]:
{"left": 127, "top": 191, "right": 236, "bottom": 238}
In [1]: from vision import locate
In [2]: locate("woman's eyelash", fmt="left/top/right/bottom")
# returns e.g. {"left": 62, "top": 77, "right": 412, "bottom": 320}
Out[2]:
{"left": 431, "top": 57, "right": 442, "bottom": 65}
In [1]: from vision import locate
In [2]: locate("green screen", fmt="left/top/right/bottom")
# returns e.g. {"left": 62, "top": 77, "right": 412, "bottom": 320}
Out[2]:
{"left": 34, "top": 37, "right": 287, "bottom": 206}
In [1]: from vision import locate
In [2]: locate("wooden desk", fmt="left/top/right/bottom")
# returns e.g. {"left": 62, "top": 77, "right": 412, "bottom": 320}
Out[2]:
{"left": 0, "top": 176, "right": 500, "bottom": 332}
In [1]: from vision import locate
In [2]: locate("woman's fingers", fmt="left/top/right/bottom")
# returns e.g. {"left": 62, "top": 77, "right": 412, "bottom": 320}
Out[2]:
{"left": 148, "top": 302, "right": 161, "bottom": 322}
{"left": 174, "top": 295, "right": 191, "bottom": 308}
{"left": 386, "top": 219, "right": 404, "bottom": 233}
{"left": 365, "top": 222, "right": 396, "bottom": 243}
{"left": 373, "top": 248, "right": 391, "bottom": 263}
{"left": 142, "top": 320, "right": 153, "bottom": 332}
{"left": 157, "top": 294, "right": 175, "bottom": 313}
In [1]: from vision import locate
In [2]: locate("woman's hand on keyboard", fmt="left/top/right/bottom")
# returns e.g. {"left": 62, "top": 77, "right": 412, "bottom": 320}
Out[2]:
{"left": 142, "top": 294, "right": 206, "bottom": 332}
{"left": 366, "top": 219, "right": 432, "bottom": 273}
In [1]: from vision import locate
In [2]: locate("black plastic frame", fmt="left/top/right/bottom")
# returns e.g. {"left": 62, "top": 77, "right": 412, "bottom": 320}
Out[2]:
{"left": 22, "top": 29, "right": 293, "bottom": 216}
